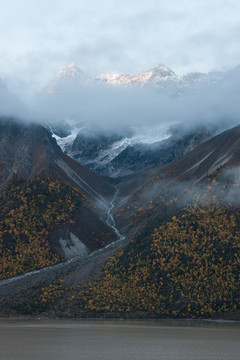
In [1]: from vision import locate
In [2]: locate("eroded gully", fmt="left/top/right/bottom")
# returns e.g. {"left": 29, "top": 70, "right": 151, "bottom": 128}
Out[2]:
{"left": 0, "top": 187, "right": 126, "bottom": 300}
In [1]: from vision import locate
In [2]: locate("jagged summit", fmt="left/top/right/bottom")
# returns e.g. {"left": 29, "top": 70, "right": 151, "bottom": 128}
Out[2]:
{"left": 135, "top": 64, "right": 177, "bottom": 83}
{"left": 96, "top": 63, "right": 223, "bottom": 93}
{"left": 97, "top": 63, "right": 179, "bottom": 87}
{"left": 44, "top": 62, "right": 224, "bottom": 97}
{"left": 140, "top": 63, "right": 176, "bottom": 77}
{"left": 58, "top": 62, "right": 85, "bottom": 79}
{"left": 45, "top": 62, "right": 90, "bottom": 95}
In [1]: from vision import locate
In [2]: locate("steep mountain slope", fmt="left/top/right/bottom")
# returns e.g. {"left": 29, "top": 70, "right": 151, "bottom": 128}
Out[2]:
{"left": 3, "top": 123, "right": 239, "bottom": 319}
{"left": 0, "top": 117, "right": 115, "bottom": 197}
{"left": 0, "top": 118, "right": 117, "bottom": 280}
{"left": 53, "top": 123, "right": 214, "bottom": 178}
{"left": 116, "top": 124, "right": 240, "bottom": 213}
{"left": 80, "top": 127, "right": 214, "bottom": 177}
{"left": 73, "top": 202, "right": 240, "bottom": 319}
{"left": 67, "top": 124, "right": 240, "bottom": 319}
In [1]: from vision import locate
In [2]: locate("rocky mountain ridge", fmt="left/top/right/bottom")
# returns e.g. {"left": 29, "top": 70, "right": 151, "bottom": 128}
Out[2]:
{"left": 68, "top": 126, "right": 215, "bottom": 177}
{"left": 45, "top": 62, "right": 224, "bottom": 96}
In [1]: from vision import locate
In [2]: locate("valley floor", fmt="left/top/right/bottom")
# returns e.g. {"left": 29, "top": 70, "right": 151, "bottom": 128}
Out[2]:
{"left": 0, "top": 237, "right": 128, "bottom": 315}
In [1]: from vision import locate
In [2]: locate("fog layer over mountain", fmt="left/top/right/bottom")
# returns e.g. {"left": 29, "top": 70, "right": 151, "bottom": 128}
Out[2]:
{"left": 0, "top": 79, "right": 28, "bottom": 119}
{"left": 0, "top": 65, "right": 239, "bottom": 139}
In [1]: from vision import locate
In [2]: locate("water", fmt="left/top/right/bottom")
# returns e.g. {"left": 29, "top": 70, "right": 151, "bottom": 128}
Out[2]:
{"left": 0, "top": 320, "right": 239, "bottom": 360}
{"left": 106, "top": 187, "right": 125, "bottom": 243}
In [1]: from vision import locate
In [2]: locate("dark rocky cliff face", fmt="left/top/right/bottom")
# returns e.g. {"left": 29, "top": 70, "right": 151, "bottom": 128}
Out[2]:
{"left": 67, "top": 127, "right": 214, "bottom": 178}
{"left": 0, "top": 117, "right": 60, "bottom": 187}
{"left": 72, "top": 133, "right": 123, "bottom": 164}
{"left": 0, "top": 117, "right": 115, "bottom": 197}
{"left": 104, "top": 128, "right": 214, "bottom": 177}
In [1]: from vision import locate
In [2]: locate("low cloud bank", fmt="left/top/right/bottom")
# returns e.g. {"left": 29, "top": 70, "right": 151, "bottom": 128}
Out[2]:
{"left": 0, "top": 66, "right": 239, "bottom": 137}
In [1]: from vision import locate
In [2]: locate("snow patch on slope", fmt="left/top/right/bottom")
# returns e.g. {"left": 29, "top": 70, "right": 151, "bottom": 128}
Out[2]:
{"left": 86, "top": 124, "right": 171, "bottom": 166}
{"left": 51, "top": 120, "right": 87, "bottom": 152}
{"left": 59, "top": 233, "right": 89, "bottom": 259}
{"left": 53, "top": 119, "right": 172, "bottom": 169}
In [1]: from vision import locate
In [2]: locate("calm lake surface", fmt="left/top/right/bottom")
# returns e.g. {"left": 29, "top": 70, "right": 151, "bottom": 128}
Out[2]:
{"left": 0, "top": 319, "right": 239, "bottom": 360}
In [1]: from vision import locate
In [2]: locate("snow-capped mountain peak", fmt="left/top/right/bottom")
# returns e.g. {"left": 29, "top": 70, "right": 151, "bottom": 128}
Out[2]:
{"left": 44, "top": 62, "right": 224, "bottom": 97}
{"left": 141, "top": 63, "right": 176, "bottom": 77}
{"left": 45, "top": 62, "right": 90, "bottom": 95}
{"left": 135, "top": 64, "right": 177, "bottom": 83}
{"left": 97, "top": 64, "right": 181, "bottom": 88}
{"left": 58, "top": 62, "right": 85, "bottom": 79}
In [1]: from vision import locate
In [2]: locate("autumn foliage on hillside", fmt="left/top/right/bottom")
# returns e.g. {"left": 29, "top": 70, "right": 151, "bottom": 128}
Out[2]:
{"left": 74, "top": 201, "right": 240, "bottom": 318}
{"left": 1, "top": 166, "right": 240, "bottom": 320}
{"left": 15, "top": 171, "right": 240, "bottom": 319}
{"left": 0, "top": 175, "right": 84, "bottom": 280}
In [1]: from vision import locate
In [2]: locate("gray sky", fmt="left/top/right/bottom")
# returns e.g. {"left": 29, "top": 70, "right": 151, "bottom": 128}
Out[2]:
{"left": 0, "top": 0, "right": 239, "bottom": 85}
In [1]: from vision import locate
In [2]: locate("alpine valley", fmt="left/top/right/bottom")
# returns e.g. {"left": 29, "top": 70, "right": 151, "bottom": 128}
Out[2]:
{"left": 0, "top": 63, "right": 239, "bottom": 320}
